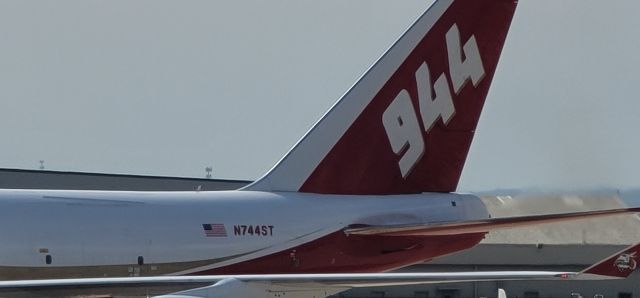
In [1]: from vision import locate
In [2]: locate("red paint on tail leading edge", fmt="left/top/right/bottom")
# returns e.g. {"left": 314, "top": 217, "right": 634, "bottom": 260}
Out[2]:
{"left": 245, "top": 0, "right": 518, "bottom": 195}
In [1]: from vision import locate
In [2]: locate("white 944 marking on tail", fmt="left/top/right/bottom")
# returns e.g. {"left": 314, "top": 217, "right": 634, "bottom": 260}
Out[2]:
{"left": 382, "top": 90, "right": 425, "bottom": 178}
{"left": 383, "top": 23, "right": 485, "bottom": 178}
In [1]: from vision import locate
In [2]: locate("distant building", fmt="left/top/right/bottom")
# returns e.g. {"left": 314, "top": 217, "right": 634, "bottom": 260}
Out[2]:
{"left": 0, "top": 168, "right": 248, "bottom": 191}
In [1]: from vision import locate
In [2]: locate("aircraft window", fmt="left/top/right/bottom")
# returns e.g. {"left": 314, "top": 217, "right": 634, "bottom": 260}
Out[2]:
{"left": 45, "top": 255, "right": 52, "bottom": 265}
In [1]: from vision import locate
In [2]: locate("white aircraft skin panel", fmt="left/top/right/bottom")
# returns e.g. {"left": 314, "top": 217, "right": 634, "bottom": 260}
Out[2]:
{"left": 0, "top": 189, "right": 488, "bottom": 269}
{"left": 245, "top": 0, "right": 454, "bottom": 192}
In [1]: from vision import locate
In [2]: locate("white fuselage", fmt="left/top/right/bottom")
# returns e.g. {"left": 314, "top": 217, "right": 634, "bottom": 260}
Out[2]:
{"left": 0, "top": 189, "right": 489, "bottom": 278}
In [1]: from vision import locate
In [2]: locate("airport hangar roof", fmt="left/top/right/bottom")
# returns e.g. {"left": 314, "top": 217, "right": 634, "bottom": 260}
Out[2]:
{"left": 0, "top": 167, "right": 249, "bottom": 191}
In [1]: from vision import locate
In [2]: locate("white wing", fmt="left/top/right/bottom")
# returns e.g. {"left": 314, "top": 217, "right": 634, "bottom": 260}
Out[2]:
{"left": 1, "top": 243, "right": 638, "bottom": 298}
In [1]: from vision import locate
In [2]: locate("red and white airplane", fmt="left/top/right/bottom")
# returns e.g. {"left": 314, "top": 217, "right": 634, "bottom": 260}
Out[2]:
{"left": 1, "top": 0, "right": 639, "bottom": 297}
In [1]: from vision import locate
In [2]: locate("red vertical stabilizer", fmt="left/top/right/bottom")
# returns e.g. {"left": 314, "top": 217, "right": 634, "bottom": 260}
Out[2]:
{"left": 246, "top": 0, "right": 518, "bottom": 194}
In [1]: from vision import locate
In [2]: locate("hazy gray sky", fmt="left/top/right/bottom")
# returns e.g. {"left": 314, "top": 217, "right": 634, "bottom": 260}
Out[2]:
{"left": 1, "top": 1, "right": 639, "bottom": 192}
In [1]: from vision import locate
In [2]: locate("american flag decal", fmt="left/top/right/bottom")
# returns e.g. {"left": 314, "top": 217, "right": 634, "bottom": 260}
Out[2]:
{"left": 202, "top": 223, "right": 227, "bottom": 237}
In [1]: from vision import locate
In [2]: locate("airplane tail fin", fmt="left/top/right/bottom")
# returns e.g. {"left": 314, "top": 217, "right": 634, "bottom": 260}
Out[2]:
{"left": 245, "top": 0, "right": 518, "bottom": 195}
{"left": 579, "top": 243, "right": 640, "bottom": 279}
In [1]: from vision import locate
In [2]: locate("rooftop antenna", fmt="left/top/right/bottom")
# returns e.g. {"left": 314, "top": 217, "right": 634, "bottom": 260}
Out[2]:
{"left": 205, "top": 166, "right": 213, "bottom": 179}
{"left": 39, "top": 160, "right": 45, "bottom": 170}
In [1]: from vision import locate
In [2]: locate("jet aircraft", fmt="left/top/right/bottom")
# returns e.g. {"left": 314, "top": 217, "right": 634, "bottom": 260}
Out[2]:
{"left": 0, "top": 0, "right": 638, "bottom": 297}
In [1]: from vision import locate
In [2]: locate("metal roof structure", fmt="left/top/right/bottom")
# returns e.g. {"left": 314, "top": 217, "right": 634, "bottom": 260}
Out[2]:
{"left": 0, "top": 168, "right": 249, "bottom": 191}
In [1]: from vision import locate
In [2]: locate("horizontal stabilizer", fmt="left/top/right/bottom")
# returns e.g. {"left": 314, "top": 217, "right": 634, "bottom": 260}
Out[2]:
{"left": 344, "top": 207, "right": 640, "bottom": 236}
